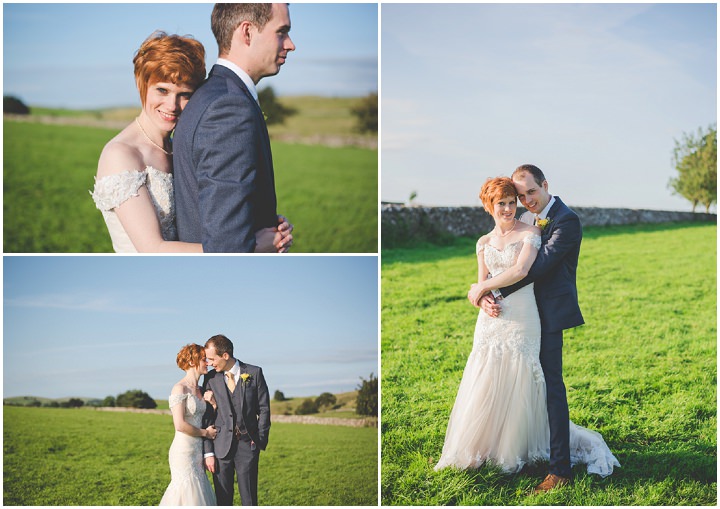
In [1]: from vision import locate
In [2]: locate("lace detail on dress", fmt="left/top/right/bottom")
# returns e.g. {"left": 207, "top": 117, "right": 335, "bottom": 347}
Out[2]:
{"left": 168, "top": 393, "right": 204, "bottom": 427}
{"left": 523, "top": 233, "right": 541, "bottom": 250}
{"left": 90, "top": 167, "right": 177, "bottom": 250}
{"left": 160, "top": 392, "right": 215, "bottom": 505}
{"left": 484, "top": 240, "right": 523, "bottom": 277}
{"left": 435, "top": 232, "right": 620, "bottom": 477}
{"left": 476, "top": 238, "right": 485, "bottom": 255}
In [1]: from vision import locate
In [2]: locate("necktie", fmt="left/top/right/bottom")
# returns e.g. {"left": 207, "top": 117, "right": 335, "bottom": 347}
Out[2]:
{"left": 226, "top": 372, "right": 236, "bottom": 393}
{"left": 534, "top": 214, "right": 540, "bottom": 226}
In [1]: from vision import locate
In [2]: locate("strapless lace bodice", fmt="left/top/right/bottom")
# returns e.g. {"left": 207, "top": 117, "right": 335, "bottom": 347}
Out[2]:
{"left": 90, "top": 167, "right": 177, "bottom": 252}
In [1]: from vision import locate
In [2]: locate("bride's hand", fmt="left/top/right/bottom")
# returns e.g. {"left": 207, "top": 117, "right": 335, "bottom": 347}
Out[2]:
{"left": 254, "top": 227, "right": 278, "bottom": 253}
{"left": 467, "top": 284, "right": 486, "bottom": 307}
{"left": 203, "top": 390, "right": 216, "bottom": 409}
{"left": 204, "top": 425, "right": 218, "bottom": 440}
{"left": 274, "top": 215, "right": 293, "bottom": 253}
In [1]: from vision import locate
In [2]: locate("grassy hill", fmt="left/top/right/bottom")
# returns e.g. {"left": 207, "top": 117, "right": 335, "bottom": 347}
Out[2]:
{"left": 5, "top": 390, "right": 362, "bottom": 418}
{"left": 21, "top": 95, "right": 375, "bottom": 147}
{"left": 270, "top": 390, "right": 361, "bottom": 418}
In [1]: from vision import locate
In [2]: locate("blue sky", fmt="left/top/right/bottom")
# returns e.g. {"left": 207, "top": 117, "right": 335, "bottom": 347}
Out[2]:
{"left": 3, "top": 3, "right": 378, "bottom": 108}
{"left": 381, "top": 3, "right": 716, "bottom": 211}
{"left": 3, "top": 256, "right": 378, "bottom": 400}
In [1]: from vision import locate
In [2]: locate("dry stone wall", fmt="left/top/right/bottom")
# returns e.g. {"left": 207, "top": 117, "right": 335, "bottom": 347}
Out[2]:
{"left": 381, "top": 204, "right": 716, "bottom": 242}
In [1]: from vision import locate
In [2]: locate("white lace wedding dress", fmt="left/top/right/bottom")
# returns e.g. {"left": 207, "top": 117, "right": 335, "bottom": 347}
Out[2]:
{"left": 159, "top": 393, "right": 217, "bottom": 506}
{"left": 90, "top": 167, "right": 177, "bottom": 252}
{"left": 434, "top": 233, "right": 620, "bottom": 477}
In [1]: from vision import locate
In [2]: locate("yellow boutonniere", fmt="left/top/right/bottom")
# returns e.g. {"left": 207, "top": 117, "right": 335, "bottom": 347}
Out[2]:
{"left": 537, "top": 218, "right": 552, "bottom": 230}
{"left": 239, "top": 373, "right": 252, "bottom": 386}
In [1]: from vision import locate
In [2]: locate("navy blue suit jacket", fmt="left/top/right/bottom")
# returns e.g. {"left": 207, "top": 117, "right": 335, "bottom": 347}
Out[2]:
{"left": 173, "top": 64, "right": 278, "bottom": 252}
{"left": 500, "top": 197, "right": 584, "bottom": 333}
{"left": 202, "top": 360, "right": 271, "bottom": 458}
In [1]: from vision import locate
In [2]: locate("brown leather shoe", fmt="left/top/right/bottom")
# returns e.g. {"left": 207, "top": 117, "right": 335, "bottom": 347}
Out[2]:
{"left": 532, "top": 473, "right": 570, "bottom": 494}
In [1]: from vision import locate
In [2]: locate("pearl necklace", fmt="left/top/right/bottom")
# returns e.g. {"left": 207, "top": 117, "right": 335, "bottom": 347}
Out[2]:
{"left": 135, "top": 117, "right": 172, "bottom": 155}
{"left": 495, "top": 218, "right": 517, "bottom": 237}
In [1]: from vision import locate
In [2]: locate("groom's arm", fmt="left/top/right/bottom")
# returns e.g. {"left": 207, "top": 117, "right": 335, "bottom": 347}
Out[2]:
{"left": 195, "top": 95, "right": 259, "bottom": 253}
{"left": 256, "top": 367, "right": 271, "bottom": 450}
{"left": 499, "top": 213, "right": 582, "bottom": 298}
{"left": 201, "top": 376, "right": 216, "bottom": 459}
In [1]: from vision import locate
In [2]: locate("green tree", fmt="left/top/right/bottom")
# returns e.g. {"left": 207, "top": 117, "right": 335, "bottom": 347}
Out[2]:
{"left": 355, "top": 373, "right": 377, "bottom": 416}
{"left": 102, "top": 395, "right": 116, "bottom": 407}
{"left": 350, "top": 92, "right": 378, "bottom": 134}
{"left": 258, "top": 86, "right": 297, "bottom": 125}
{"left": 273, "top": 390, "right": 286, "bottom": 402}
{"left": 4, "top": 96, "right": 30, "bottom": 115}
{"left": 66, "top": 398, "right": 85, "bottom": 408}
{"left": 315, "top": 392, "right": 337, "bottom": 409}
{"left": 295, "top": 398, "right": 319, "bottom": 415}
{"left": 669, "top": 124, "right": 717, "bottom": 213}
{"left": 116, "top": 389, "right": 157, "bottom": 409}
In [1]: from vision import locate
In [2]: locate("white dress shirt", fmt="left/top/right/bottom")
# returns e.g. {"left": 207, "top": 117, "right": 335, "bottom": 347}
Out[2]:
{"left": 216, "top": 58, "right": 259, "bottom": 105}
{"left": 536, "top": 195, "right": 556, "bottom": 221}
{"left": 225, "top": 359, "right": 241, "bottom": 389}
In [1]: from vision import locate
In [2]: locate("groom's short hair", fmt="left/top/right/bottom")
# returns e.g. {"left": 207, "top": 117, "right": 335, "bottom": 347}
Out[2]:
{"left": 211, "top": 3, "right": 274, "bottom": 56}
{"left": 513, "top": 164, "right": 546, "bottom": 187}
{"left": 206, "top": 334, "right": 234, "bottom": 357}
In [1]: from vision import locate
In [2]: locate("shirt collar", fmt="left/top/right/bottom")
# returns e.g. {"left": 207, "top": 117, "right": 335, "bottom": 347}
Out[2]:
{"left": 537, "top": 195, "right": 556, "bottom": 220}
{"left": 216, "top": 58, "right": 259, "bottom": 105}
{"left": 226, "top": 359, "right": 240, "bottom": 377}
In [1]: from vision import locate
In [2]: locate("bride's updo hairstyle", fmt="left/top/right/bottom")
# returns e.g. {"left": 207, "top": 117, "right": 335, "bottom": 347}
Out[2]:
{"left": 133, "top": 31, "right": 206, "bottom": 108}
{"left": 176, "top": 343, "right": 205, "bottom": 370}
{"left": 479, "top": 177, "right": 518, "bottom": 214}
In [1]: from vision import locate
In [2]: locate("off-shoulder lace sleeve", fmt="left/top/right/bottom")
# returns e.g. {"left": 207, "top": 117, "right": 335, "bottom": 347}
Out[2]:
{"left": 476, "top": 238, "right": 486, "bottom": 255}
{"left": 90, "top": 170, "right": 148, "bottom": 211}
{"left": 168, "top": 393, "right": 191, "bottom": 409}
{"left": 523, "top": 233, "right": 542, "bottom": 250}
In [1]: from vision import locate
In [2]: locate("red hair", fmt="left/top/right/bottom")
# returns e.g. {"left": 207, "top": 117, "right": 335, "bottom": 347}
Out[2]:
{"left": 479, "top": 177, "right": 517, "bottom": 213}
{"left": 133, "top": 31, "right": 206, "bottom": 107}
{"left": 176, "top": 344, "right": 205, "bottom": 370}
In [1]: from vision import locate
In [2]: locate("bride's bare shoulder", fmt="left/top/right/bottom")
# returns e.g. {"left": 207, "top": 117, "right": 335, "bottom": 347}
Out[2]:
{"left": 516, "top": 222, "right": 540, "bottom": 236}
{"left": 96, "top": 127, "right": 144, "bottom": 178}
{"left": 476, "top": 233, "right": 492, "bottom": 246}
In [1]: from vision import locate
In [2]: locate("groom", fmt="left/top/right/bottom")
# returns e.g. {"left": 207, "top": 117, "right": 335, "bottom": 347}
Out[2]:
{"left": 479, "top": 164, "right": 584, "bottom": 493}
{"left": 174, "top": 3, "right": 295, "bottom": 253}
{"left": 202, "top": 334, "right": 271, "bottom": 505}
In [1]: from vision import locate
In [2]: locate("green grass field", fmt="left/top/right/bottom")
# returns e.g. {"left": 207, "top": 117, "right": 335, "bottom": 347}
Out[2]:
{"left": 381, "top": 222, "right": 716, "bottom": 505}
{"left": 270, "top": 390, "right": 366, "bottom": 418}
{"left": 3, "top": 406, "right": 377, "bottom": 506}
{"left": 3, "top": 116, "right": 377, "bottom": 253}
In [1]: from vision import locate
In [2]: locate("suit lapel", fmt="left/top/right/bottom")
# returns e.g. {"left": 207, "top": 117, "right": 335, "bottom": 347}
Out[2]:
{"left": 541, "top": 197, "right": 563, "bottom": 239}
{"left": 236, "top": 361, "right": 246, "bottom": 417}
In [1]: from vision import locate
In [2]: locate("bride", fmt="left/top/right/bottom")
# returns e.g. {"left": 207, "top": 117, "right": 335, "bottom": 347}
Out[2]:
{"left": 434, "top": 177, "right": 619, "bottom": 483}
{"left": 160, "top": 344, "right": 218, "bottom": 506}
{"left": 90, "top": 31, "right": 292, "bottom": 253}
